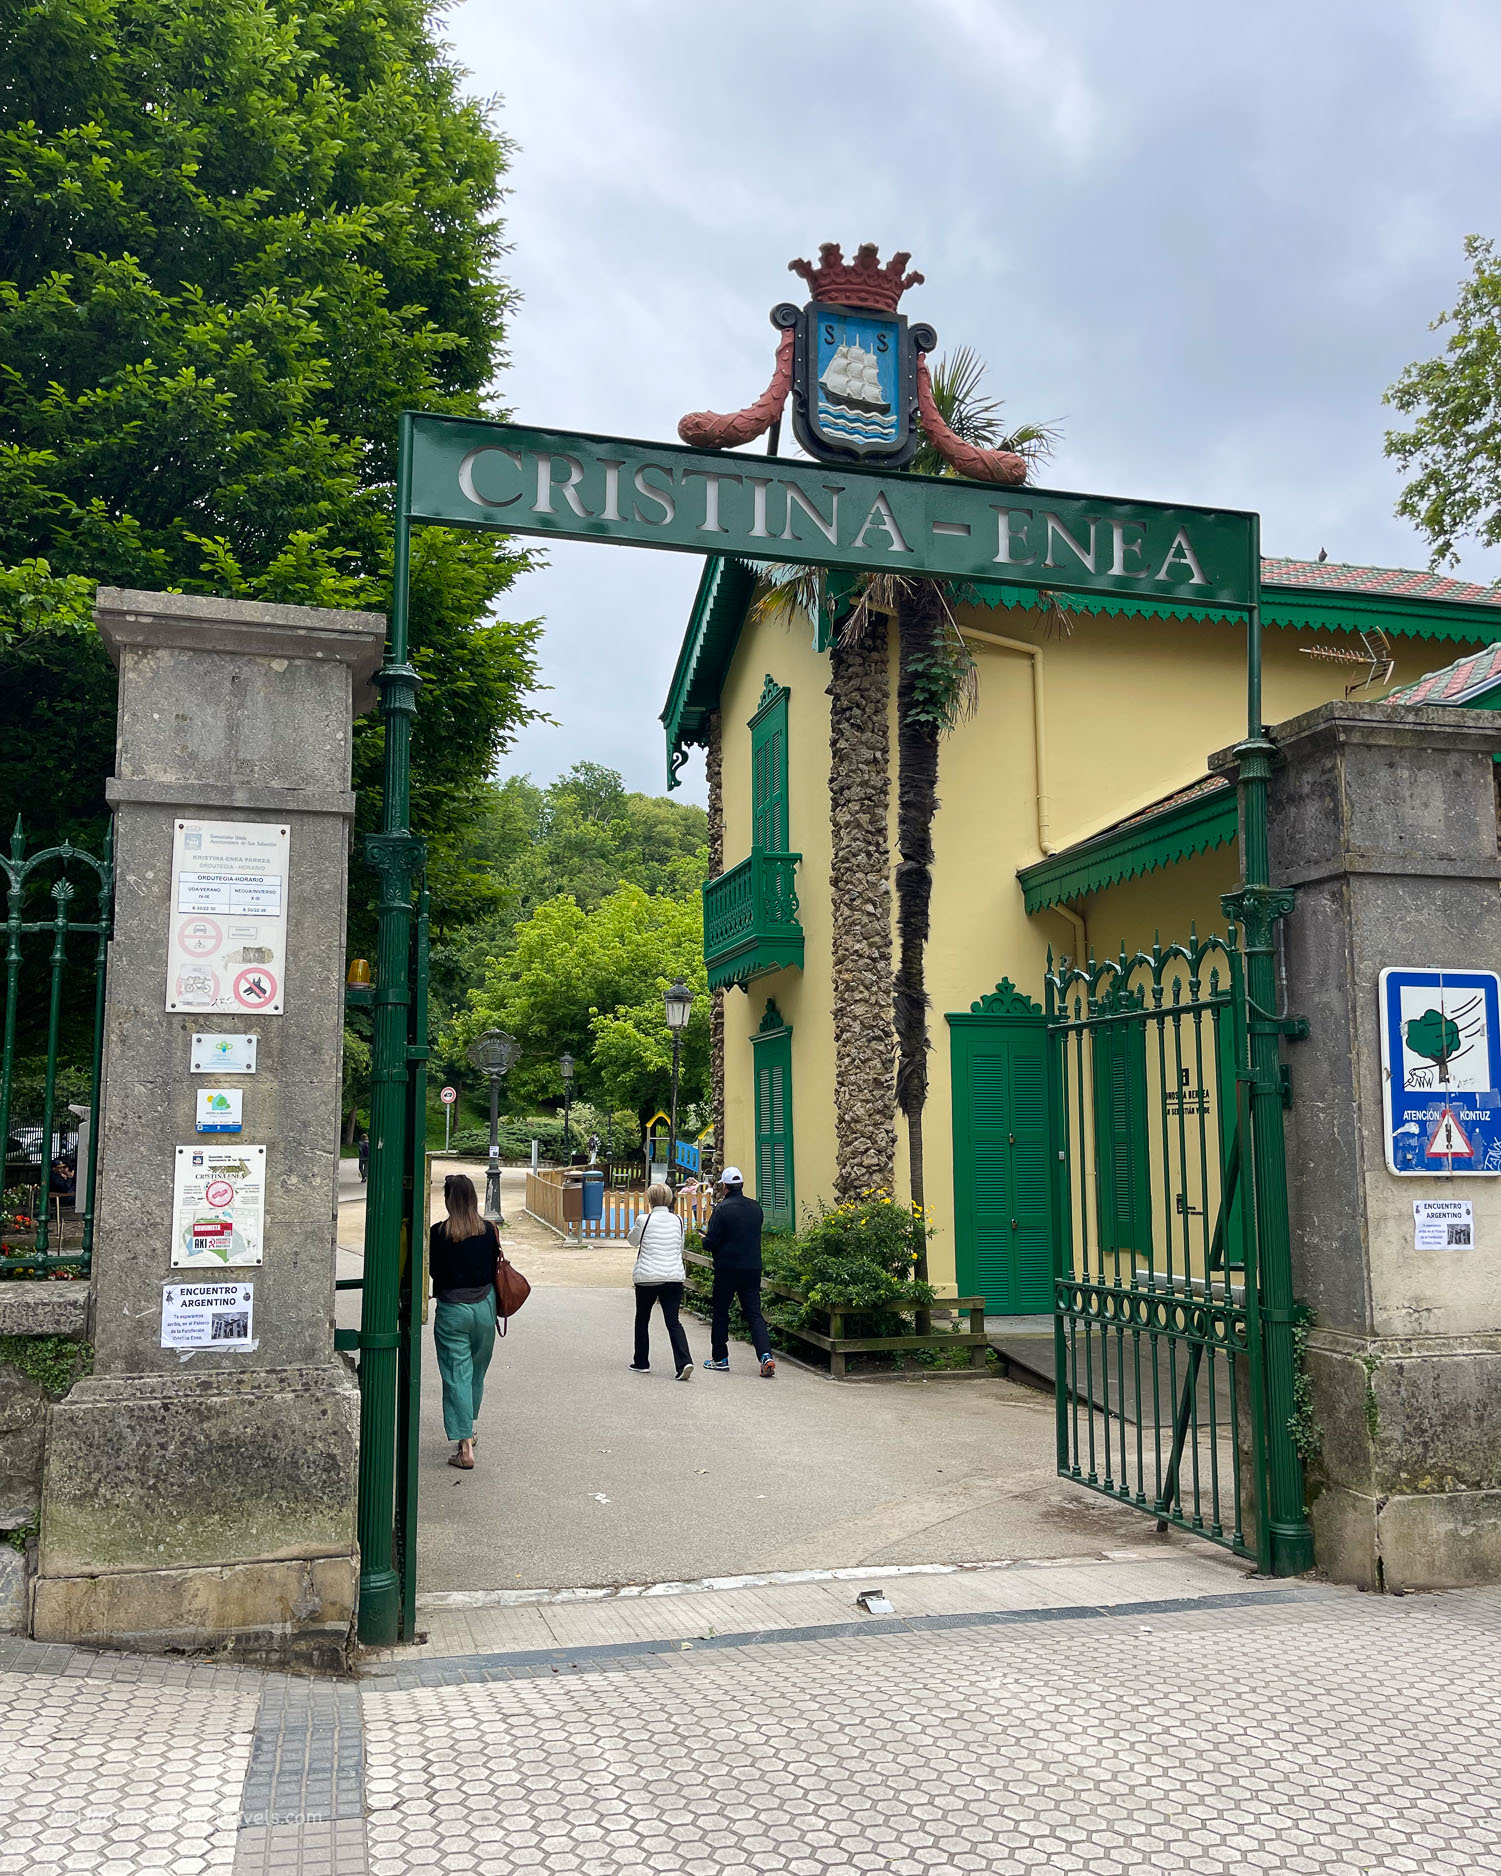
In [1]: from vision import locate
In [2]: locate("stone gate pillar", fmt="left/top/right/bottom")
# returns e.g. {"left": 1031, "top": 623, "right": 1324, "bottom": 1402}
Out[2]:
{"left": 34, "top": 588, "right": 383, "bottom": 1666}
{"left": 1263, "top": 700, "right": 1501, "bottom": 1590}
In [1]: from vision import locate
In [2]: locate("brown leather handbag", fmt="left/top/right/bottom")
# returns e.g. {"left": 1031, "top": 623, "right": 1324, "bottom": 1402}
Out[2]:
{"left": 493, "top": 1225, "right": 531, "bottom": 1334}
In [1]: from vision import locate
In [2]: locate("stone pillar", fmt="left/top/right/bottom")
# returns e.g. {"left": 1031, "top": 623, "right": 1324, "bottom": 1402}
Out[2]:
{"left": 34, "top": 588, "right": 384, "bottom": 1667}
{"left": 1266, "top": 700, "right": 1501, "bottom": 1590}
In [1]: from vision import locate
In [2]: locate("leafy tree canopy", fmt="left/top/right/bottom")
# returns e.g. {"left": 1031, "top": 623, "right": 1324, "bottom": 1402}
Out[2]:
{"left": 0, "top": 0, "right": 540, "bottom": 925}
{"left": 1386, "top": 234, "right": 1501, "bottom": 566}
{"left": 425, "top": 762, "right": 709, "bottom": 1025}
{"left": 443, "top": 882, "right": 710, "bottom": 1126}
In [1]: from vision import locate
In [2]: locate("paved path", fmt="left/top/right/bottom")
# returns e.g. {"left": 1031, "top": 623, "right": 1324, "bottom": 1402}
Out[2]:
{"left": 352, "top": 1170, "right": 1173, "bottom": 1596}
{"left": 5, "top": 1576, "right": 1501, "bottom": 1874}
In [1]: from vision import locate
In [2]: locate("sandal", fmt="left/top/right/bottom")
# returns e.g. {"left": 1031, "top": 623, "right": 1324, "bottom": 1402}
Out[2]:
{"left": 448, "top": 1451, "right": 475, "bottom": 1470}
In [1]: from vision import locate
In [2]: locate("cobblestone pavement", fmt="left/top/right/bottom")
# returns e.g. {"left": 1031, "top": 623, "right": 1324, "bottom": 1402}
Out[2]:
{"left": 4, "top": 1580, "right": 1501, "bottom": 1873}
{"left": 0, "top": 1642, "right": 260, "bottom": 1874}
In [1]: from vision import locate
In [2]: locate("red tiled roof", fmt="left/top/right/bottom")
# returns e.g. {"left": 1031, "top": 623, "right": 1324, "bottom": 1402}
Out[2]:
{"left": 1091, "top": 774, "right": 1232, "bottom": 842}
{"left": 1262, "top": 557, "right": 1501, "bottom": 607}
{"left": 1385, "top": 641, "right": 1501, "bottom": 705}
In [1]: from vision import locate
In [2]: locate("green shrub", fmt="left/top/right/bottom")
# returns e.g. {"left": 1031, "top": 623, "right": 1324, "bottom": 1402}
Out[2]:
{"left": 764, "top": 1191, "right": 934, "bottom": 1339}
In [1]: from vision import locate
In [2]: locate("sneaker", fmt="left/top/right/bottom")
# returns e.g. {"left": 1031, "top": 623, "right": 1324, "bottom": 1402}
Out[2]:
{"left": 628, "top": 1362, "right": 650, "bottom": 1373}
{"left": 676, "top": 1362, "right": 695, "bottom": 1382}
{"left": 702, "top": 1357, "right": 729, "bottom": 1371}
{"left": 760, "top": 1354, "right": 777, "bottom": 1378}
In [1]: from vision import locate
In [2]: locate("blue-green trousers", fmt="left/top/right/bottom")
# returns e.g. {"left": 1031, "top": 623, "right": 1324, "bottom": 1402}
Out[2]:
{"left": 433, "top": 1297, "right": 496, "bottom": 1441}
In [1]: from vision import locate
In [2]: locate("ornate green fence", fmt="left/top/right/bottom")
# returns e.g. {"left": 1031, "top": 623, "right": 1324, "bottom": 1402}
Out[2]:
{"left": 1046, "top": 931, "right": 1283, "bottom": 1569}
{"left": 1, "top": 818, "right": 113, "bottom": 1278}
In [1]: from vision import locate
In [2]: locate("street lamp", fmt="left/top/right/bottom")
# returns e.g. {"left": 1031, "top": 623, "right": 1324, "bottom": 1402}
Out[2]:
{"left": 466, "top": 1029, "right": 516, "bottom": 1223}
{"left": 559, "top": 1052, "right": 575, "bottom": 1162}
{"left": 664, "top": 977, "right": 694, "bottom": 1191}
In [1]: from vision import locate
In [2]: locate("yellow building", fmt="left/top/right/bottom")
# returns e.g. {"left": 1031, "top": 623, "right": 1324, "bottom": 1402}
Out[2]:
{"left": 662, "top": 556, "right": 1501, "bottom": 1307}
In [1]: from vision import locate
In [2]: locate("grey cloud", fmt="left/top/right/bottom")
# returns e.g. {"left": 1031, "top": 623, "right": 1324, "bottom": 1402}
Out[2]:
{"left": 460, "top": 0, "right": 1501, "bottom": 802}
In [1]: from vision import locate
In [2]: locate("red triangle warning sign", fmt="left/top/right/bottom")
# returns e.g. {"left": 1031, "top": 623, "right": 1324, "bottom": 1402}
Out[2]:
{"left": 1426, "top": 1106, "right": 1475, "bottom": 1159}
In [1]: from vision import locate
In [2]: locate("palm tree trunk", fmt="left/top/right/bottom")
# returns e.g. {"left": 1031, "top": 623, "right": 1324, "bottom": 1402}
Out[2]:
{"left": 895, "top": 580, "right": 945, "bottom": 1284}
{"left": 828, "top": 615, "right": 895, "bottom": 1200}
{"left": 705, "top": 709, "right": 725, "bottom": 1179}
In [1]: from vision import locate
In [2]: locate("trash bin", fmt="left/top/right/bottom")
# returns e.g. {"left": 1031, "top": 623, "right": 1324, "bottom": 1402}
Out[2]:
{"left": 580, "top": 1167, "right": 605, "bottom": 1223}
{"left": 561, "top": 1171, "right": 584, "bottom": 1232}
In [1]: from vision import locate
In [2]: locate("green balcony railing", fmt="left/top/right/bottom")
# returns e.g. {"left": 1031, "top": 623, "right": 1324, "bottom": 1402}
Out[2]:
{"left": 703, "top": 848, "right": 803, "bottom": 992}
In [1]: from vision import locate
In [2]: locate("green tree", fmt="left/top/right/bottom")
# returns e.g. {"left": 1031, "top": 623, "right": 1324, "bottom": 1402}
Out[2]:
{"left": 425, "top": 764, "right": 709, "bottom": 1029}
{"left": 1386, "top": 235, "right": 1501, "bottom": 564}
{"left": 0, "top": 0, "right": 540, "bottom": 927}
{"left": 445, "top": 884, "right": 710, "bottom": 1127}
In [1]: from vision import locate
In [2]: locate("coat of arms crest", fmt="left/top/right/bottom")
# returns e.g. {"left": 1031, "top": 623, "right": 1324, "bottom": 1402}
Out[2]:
{"left": 678, "top": 242, "right": 1026, "bottom": 484}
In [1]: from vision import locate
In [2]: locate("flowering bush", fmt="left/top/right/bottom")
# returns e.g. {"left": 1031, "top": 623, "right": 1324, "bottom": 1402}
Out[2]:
{"left": 764, "top": 1190, "right": 934, "bottom": 1336}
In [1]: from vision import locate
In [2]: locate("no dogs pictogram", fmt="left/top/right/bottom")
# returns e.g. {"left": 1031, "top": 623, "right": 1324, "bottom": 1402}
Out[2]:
{"left": 234, "top": 967, "right": 278, "bottom": 1009}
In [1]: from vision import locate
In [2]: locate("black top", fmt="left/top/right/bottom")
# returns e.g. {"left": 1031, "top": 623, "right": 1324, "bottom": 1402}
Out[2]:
{"left": 703, "top": 1190, "right": 765, "bottom": 1272}
{"left": 429, "top": 1220, "right": 498, "bottom": 1303}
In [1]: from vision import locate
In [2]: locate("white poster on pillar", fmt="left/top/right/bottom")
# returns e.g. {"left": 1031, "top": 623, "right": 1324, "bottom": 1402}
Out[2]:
{"left": 166, "top": 819, "right": 288, "bottom": 1015}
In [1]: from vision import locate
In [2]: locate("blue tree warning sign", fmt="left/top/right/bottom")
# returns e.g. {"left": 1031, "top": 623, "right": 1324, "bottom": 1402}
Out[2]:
{"left": 1380, "top": 969, "right": 1501, "bottom": 1175}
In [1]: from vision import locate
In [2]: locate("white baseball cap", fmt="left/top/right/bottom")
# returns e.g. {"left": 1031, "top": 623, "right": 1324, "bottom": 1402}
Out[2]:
{"left": 719, "top": 1166, "right": 744, "bottom": 1186}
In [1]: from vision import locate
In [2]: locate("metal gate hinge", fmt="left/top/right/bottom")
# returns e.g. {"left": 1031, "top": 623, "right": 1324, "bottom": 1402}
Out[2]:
{"left": 1280, "top": 1016, "right": 1310, "bottom": 1041}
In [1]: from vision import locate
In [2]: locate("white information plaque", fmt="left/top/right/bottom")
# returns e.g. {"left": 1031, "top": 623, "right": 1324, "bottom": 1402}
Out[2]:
{"left": 167, "top": 821, "right": 288, "bottom": 1015}
{"left": 170, "top": 1144, "right": 266, "bottom": 1267}
{"left": 195, "top": 1088, "right": 243, "bottom": 1134}
{"left": 190, "top": 1033, "right": 259, "bottom": 1074}
{"left": 161, "top": 1281, "right": 255, "bottom": 1350}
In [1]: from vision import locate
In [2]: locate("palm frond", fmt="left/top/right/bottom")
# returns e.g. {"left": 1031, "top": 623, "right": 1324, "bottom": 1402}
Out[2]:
{"left": 747, "top": 562, "right": 826, "bottom": 632}
{"left": 910, "top": 347, "right": 1061, "bottom": 478}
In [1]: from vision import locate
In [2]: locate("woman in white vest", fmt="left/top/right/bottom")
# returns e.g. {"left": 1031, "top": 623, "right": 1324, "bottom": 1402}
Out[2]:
{"left": 627, "top": 1183, "right": 695, "bottom": 1380}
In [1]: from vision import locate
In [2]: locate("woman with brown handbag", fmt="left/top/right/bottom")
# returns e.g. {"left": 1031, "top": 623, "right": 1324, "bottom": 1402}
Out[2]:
{"left": 429, "top": 1173, "right": 502, "bottom": 1470}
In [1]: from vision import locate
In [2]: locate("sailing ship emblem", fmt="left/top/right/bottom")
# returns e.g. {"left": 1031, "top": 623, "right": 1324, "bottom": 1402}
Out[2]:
{"left": 677, "top": 242, "right": 1029, "bottom": 483}
{"left": 785, "top": 247, "right": 932, "bottom": 465}
{"left": 815, "top": 317, "right": 897, "bottom": 447}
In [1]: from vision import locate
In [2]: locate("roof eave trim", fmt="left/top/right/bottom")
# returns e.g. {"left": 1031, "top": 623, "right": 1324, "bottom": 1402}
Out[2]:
{"left": 967, "top": 579, "right": 1501, "bottom": 645}
{"left": 661, "top": 555, "right": 755, "bottom": 791}
{"left": 1018, "top": 785, "right": 1239, "bottom": 914}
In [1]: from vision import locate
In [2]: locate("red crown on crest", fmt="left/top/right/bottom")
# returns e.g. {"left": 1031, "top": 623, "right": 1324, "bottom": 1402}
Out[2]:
{"left": 788, "top": 242, "right": 924, "bottom": 312}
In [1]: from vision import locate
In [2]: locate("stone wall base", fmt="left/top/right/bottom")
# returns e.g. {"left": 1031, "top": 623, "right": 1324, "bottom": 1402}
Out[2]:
{"left": 1311, "top": 1482, "right": 1501, "bottom": 1593}
{"left": 35, "top": 1362, "right": 360, "bottom": 1664}
{"left": 1306, "top": 1331, "right": 1501, "bottom": 1590}
{"left": 32, "top": 1552, "right": 356, "bottom": 1671}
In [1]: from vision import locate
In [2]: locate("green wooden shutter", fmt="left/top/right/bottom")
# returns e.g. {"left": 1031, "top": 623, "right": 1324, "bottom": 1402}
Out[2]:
{"left": 753, "top": 1007, "right": 795, "bottom": 1231}
{"left": 1092, "top": 1019, "right": 1153, "bottom": 1263}
{"left": 750, "top": 684, "right": 788, "bottom": 851}
{"left": 949, "top": 1000, "right": 1053, "bottom": 1314}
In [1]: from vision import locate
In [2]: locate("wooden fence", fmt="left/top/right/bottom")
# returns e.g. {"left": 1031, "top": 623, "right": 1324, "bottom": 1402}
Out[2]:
{"left": 524, "top": 1167, "right": 716, "bottom": 1243}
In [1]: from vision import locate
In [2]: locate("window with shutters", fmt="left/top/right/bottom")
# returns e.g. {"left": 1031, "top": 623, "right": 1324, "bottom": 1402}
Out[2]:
{"left": 947, "top": 989, "right": 1053, "bottom": 1314}
{"left": 1092, "top": 1014, "right": 1153, "bottom": 1266}
{"left": 749, "top": 677, "right": 789, "bottom": 852}
{"left": 752, "top": 999, "right": 795, "bottom": 1232}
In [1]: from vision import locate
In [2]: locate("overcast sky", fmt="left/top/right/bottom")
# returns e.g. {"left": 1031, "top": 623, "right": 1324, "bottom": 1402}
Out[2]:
{"left": 449, "top": 0, "right": 1501, "bottom": 805}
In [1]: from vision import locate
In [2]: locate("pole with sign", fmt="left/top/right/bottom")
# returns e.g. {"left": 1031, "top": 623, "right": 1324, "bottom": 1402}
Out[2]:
{"left": 440, "top": 1083, "right": 457, "bottom": 1152}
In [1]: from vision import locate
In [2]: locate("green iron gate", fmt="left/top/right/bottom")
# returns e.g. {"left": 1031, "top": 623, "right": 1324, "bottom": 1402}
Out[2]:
{"left": 343, "top": 878, "right": 429, "bottom": 1643}
{"left": 1, "top": 818, "right": 113, "bottom": 1279}
{"left": 1045, "top": 928, "right": 1307, "bottom": 1573}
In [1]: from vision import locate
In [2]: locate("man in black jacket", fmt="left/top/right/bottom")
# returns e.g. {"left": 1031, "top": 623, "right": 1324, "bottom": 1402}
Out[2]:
{"left": 702, "top": 1167, "right": 775, "bottom": 1376}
